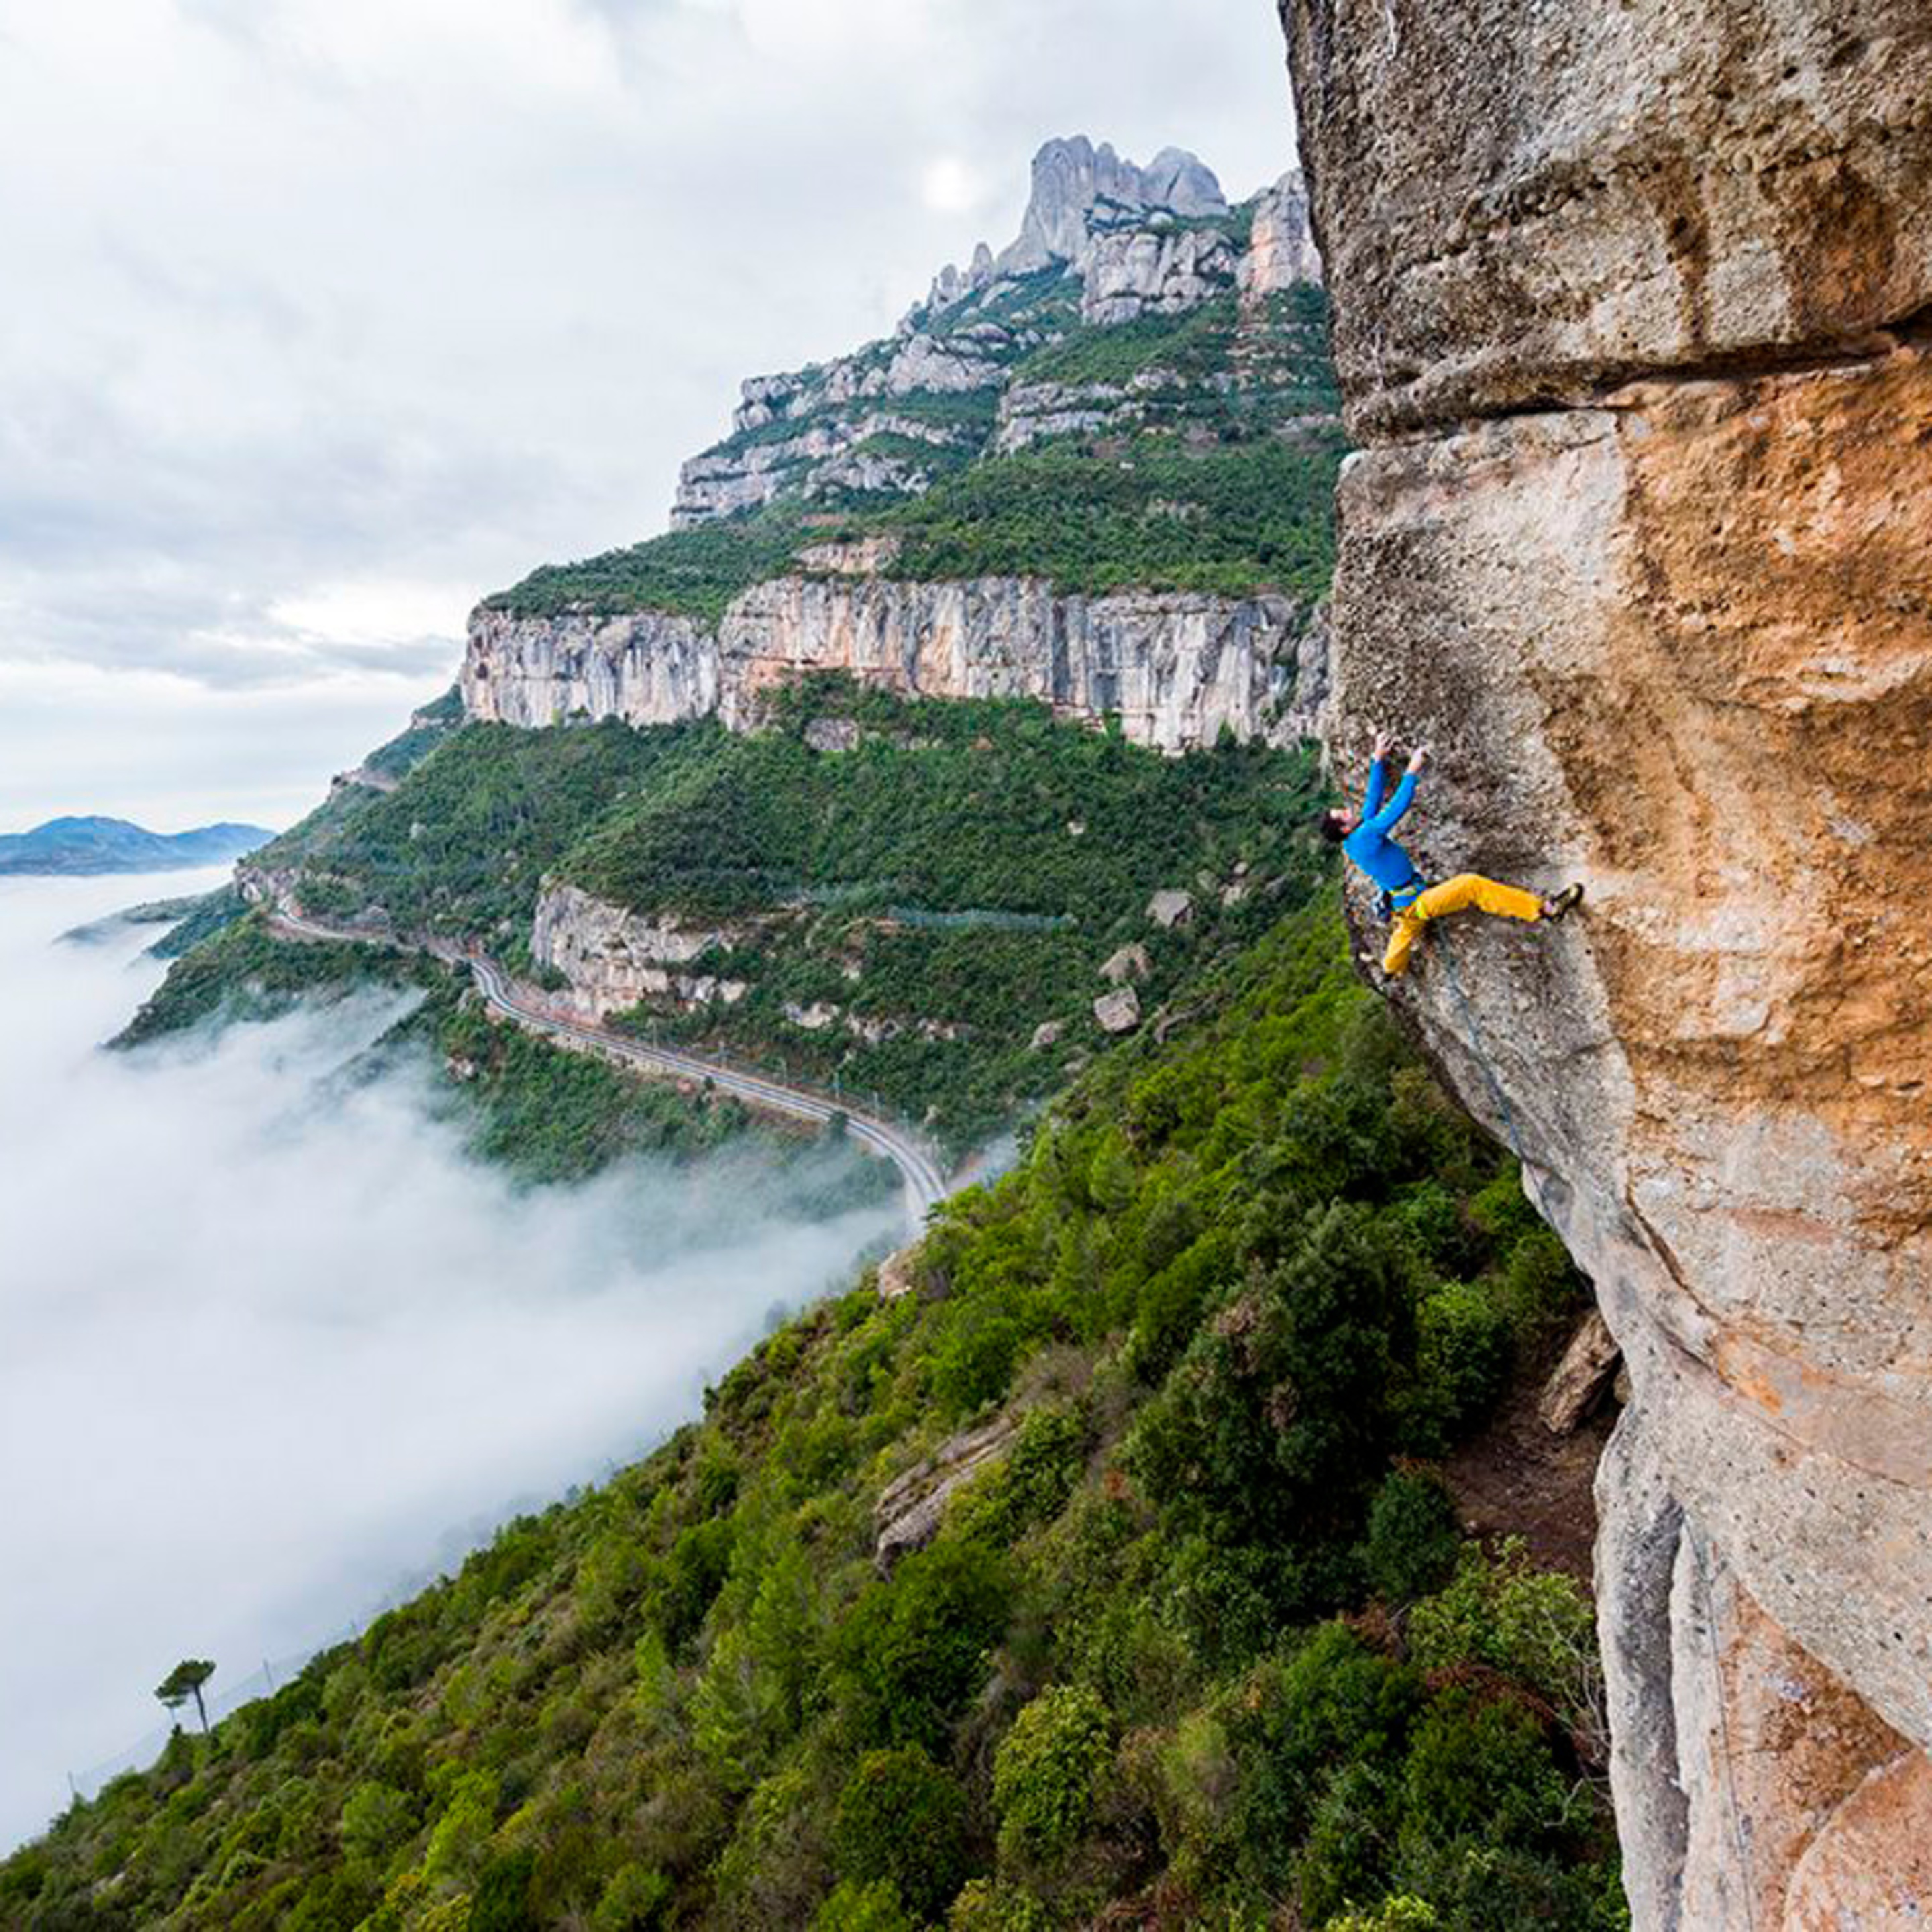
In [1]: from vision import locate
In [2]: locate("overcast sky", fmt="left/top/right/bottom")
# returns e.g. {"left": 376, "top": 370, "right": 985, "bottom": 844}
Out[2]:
{"left": 0, "top": 0, "right": 1298, "bottom": 833}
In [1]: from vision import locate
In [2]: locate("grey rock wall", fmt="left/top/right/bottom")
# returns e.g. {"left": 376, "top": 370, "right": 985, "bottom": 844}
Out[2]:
{"left": 530, "top": 883, "right": 751, "bottom": 1018}
{"left": 464, "top": 575, "right": 1317, "bottom": 756}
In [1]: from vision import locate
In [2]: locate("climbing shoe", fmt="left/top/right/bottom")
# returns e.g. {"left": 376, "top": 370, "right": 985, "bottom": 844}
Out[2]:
{"left": 1544, "top": 883, "right": 1585, "bottom": 922}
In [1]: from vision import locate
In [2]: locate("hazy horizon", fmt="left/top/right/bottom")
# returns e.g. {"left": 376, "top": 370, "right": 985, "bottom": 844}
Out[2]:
{"left": 0, "top": 872, "right": 906, "bottom": 1853}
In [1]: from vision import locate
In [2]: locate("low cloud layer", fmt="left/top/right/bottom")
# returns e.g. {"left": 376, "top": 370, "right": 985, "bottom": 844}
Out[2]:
{"left": 0, "top": 0, "right": 1296, "bottom": 829}
{"left": 0, "top": 871, "right": 904, "bottom": 1851}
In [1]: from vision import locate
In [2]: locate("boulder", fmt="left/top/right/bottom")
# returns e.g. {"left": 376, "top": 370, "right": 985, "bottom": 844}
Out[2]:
{"left": 1537, "top": 1309, "right": 1621, "bottom": 1436}
{"left": 875, "top": 1243, "right": 920, "bottom": 1301}
{"left": 1093, "top": 987, "right": 1142, "bottom": 1034}
{"left": 802, "top": 716, "right": 860, "bottom": 753}
{"left": 1099, "top": 943, "right": 1152, "bottom": 984}
{"left": 1146, "top": 889, "right": 1193, "bottom": 928}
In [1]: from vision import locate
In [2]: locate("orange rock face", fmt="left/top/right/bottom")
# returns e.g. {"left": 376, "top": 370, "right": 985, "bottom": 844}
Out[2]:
{"left": 1279, "top": 0, "right": 1932, "bottom": 1921}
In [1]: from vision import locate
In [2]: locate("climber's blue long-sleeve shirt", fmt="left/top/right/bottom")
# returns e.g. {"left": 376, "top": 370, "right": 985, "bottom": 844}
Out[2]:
{"left": 1342, "top": 759, "right": 1425, "bottom": 902}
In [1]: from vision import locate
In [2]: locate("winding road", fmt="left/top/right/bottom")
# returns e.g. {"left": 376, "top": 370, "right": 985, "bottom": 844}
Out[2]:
{"left": 261, "top": 899, "right": 951, "bottom": 1216}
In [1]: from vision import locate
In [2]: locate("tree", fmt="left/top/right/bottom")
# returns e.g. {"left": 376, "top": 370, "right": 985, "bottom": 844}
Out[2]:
{"left": 992, "top": 1685, "right": 1113, "bottom": 1868}
{"left": 154, "top": 1659, "right": 215, "bottom": 1734}
{"left": 832, "top": 1748, "right": 969, "bottom": 1919}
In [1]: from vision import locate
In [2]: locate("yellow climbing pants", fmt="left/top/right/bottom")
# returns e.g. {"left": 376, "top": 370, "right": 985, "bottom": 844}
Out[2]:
{"left": 1381, "top": 873, "right": 1542, "bottom": 977}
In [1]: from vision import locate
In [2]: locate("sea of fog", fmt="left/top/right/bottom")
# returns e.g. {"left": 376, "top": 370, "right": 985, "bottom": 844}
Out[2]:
{"left": 0, "top": 871, "right": 906, "bottom": 1853}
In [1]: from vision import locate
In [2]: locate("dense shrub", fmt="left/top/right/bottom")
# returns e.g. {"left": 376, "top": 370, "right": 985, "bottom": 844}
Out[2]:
{"left": 1401, "top": 1280, "right": 1514, "bottom": 1452}
{"left": 810, "top": 1878, "right": 917, "bottom": 1931}
{"left": 592, "top": 1863, "right": 672, "bottom": 1930}
{"left": 1360, "top": 1470, "right": 1461, "bottom": 1606}
{"left": 992, "top": 1686, "right": 1114, "bottom": 1867}
{"left": 338, "top": 1781, "right": 417, "bottom": 1863}
{"left": 833, "top": 1749, "right": 970, "bottom": 1919}
{"left": 1322, "top": 1894, "right": 1440, "bottom": 1931}
{"left": 468, "top": 1848, "right": 538, "bottom": 1931}
{"left": 1407, "top": 1540, "right": 1605, "bottom": 1751}
{"left": 1128, "top": 1201, "right": 1417, "bottom": 1560}
{"left": 949, "top": 1878, "right": 1057, "bottom": 1931}
{"left": 834, "top": 1540, "right": 1015, "bottom": 1752}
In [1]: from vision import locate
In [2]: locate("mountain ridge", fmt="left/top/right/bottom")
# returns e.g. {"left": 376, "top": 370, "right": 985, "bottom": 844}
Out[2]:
{"left": 464, "top": 136, "right": 1336, "bottom": 751}
{"left": 0, "top": 816, "right": 272, "bottom": 876}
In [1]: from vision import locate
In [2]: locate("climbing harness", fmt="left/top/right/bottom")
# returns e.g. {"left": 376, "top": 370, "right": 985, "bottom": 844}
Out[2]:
{"left": 1377, "top": 873, "right": 1427, "bottom": 921}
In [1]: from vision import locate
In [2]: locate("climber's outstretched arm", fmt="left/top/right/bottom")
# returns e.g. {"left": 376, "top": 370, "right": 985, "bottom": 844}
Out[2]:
{"left": 1361, "top": 757, "right": 1387, "bottom": 820}
{"left": 1368, "top": 767, "right": 1417, "bottom": 830}
{"left": 1368, "top": 742, "right": 1428, "bottom": 831}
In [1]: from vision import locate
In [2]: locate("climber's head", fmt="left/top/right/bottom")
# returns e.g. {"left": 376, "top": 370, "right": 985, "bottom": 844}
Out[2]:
{"left": 1318, "top": 807, "right": 1355, "bottom": 843}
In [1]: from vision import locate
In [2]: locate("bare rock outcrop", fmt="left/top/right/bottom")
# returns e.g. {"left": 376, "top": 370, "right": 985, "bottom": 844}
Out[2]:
{"left": 463, "top": 606, "right": 716, "bottom": 729}
{"left": 1238, "top": 170, "right": 1323, "bottom": 300}
{"left": 995, "top": 136, "right": 1226, "bottom": 278}
{"left": 1279, "top": 0, "right": 1932, "bottom": 1921}
{"left": 1079, "top": 223, "right": 1239, "bottom": 326}
{"left": 464, "top": 578, "right": 1319, "bottom": 756}
{"left": 1287, "top": 1, "right": 1932, "bottom": 439}
{"left": 673, "top": 409, "right": 973, "bottom": 525}
{"left": 873, "top": 1415, "right": 1018, "bottom": 1568}
{"left": 531, "top": 883, "right": 750, "bottom": 1018}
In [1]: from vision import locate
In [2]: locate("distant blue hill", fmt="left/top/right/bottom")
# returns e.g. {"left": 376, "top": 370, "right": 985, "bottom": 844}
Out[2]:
{"left": 0, "top": 815, "right": 274, "bottom": 876}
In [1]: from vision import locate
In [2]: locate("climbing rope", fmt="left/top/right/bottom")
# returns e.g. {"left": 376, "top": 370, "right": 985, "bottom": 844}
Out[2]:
{"left": 1430, "top": 923, "right": 1528, "bottom": 1163}
{"left": 1687, "top": 1522, "right": 1758, "bottom": 1932}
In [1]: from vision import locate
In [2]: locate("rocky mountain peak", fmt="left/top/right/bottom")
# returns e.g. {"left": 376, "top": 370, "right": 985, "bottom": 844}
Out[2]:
{"left": 912, "top": 136, "right": 1230, "bottom": 325}
{"left": 998, "top": 134, "right": 1228, "bottom": 275}
{"left": 1140, "top": 144, "right": 1230, "bottom": 218}
{"left": 669, "top": 136, "right": 1324, "bottom": 529}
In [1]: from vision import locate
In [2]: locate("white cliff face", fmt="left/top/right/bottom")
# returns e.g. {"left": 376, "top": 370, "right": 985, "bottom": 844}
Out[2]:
{"left": 531, "top": 883, "right": 750, "bottom": 1018}
{"left": 1079, "top": 223, "right": 1240, "bottom": 325}
{"left": 1239, "top": 172, "right": 1324, "bottom": 297}
{"left": 462, "top": 576, "right": 1316, "bottom": 755}
{"left": 462, "top": 607, "right": 717, "bottom": 728}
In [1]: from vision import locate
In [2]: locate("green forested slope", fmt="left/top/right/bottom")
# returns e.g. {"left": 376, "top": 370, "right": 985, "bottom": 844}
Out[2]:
{"left": 7, "top": 896, "right": 1624, "bottom": 1931}
{"left": 478, "top": 429, "right": 1342, "bottom": 623}
{"left": 202, "top": 680, "right": 1328, "bottom": 1152}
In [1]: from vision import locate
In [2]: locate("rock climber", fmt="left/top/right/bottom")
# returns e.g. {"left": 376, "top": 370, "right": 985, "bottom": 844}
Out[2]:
{"left": 1319, "top": 731, "right": 1583, "bottom": 977}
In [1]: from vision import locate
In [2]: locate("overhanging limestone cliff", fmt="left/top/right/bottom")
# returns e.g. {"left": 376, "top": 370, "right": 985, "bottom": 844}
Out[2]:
{"left": 1278, "top": 1, "right": 1932, "bottom": 1922}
